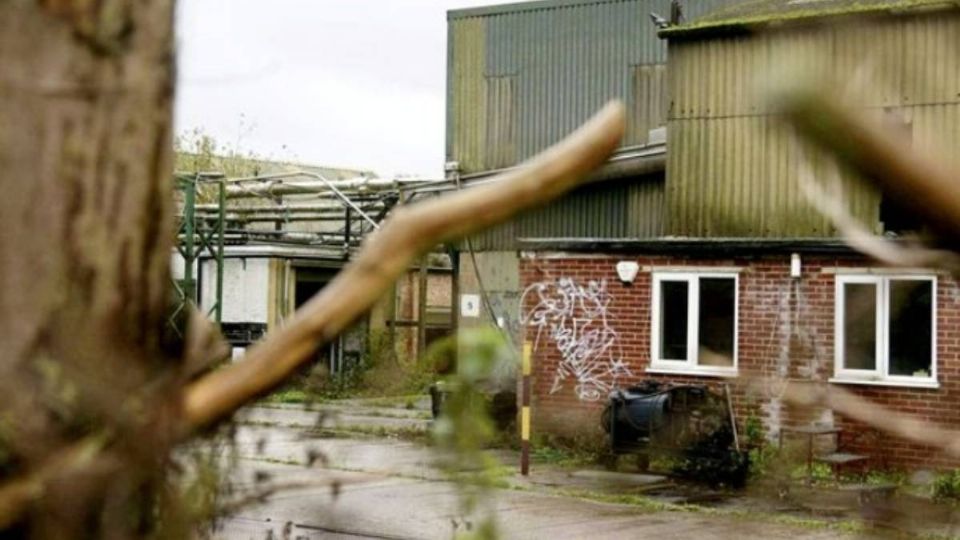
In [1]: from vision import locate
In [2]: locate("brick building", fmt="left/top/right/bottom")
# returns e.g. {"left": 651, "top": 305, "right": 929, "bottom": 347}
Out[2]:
{"left": 448, "top": 0, "right": 960, "bottom": 468}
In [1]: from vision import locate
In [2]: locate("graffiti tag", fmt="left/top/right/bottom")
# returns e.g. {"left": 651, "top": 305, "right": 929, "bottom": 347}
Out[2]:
{"left": 520, "top": 278, "right": 631, "bottom": 401}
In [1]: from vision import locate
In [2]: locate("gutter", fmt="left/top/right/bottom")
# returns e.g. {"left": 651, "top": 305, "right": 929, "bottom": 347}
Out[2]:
{"left": 517, "top": 237, "right": 860, "bottom": 256}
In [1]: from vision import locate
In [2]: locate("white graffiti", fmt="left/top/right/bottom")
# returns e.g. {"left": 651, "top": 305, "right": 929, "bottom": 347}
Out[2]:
{"left": 520, "top": 278, "right": 631, "bottom": 401}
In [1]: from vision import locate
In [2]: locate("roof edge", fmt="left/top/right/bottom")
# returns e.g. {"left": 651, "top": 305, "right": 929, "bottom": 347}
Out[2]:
{"left": 659, "top": 0, "right": 960, "bottom": 40}
{"left": 517, "top": 237, "right": 859, "bottom": 255}
{"left": 448, "top": 0, "right": 632, "bottom": 20}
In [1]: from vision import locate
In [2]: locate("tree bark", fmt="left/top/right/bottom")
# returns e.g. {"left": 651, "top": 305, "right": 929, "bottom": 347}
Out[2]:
{"left": 0, "top": 1, "right": 176, "bottom": 537}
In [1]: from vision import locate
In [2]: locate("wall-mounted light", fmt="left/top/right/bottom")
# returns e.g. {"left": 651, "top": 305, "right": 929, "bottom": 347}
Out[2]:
{"left": 790, "top": 253, "right": 802, "bottom": 279}
{"left": 616, "top": 261, "right": 640, "bottom": 283}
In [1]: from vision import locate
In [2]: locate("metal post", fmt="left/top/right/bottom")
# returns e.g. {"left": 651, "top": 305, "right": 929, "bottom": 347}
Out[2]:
{"left": 344, "top": 206, "right": 352, "bottom": 255}
{"left": 417, "top": 256, "right": 428, "bottom": 357}
{"left": 521, "top": 342, "right": 532, "bottom": 476}
{"left": 182, "top": 175, "right": 197, "bottom": 304}
{"left": 449, "top": 247, "right": 460, "bottom": 371}
{"left": 214, "top": 179, "right": 226, "bottom": 323}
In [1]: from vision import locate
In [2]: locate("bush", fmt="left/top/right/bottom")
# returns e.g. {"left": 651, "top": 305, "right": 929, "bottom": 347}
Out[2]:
{"left": 932, "top": 470, "right": 960, "bottom": 501}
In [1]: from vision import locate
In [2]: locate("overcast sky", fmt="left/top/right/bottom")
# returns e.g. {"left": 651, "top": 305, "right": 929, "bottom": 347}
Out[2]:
{"left": 175, "top": 1, "right": 524, "bottom": 177}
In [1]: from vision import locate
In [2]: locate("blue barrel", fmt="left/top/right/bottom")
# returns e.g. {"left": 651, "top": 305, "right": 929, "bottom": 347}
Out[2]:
{"left": 603, "top": 388, "right": 672, "bottom": 451}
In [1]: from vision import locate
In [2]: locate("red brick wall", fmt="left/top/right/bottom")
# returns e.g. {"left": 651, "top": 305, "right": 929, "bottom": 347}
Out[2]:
{"left": 519, "top": 252, "right": 960, "bottom": 469}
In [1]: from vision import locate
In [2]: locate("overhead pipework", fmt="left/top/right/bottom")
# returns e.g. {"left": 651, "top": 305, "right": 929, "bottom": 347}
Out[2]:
{"left": 170, "top": 169, "right": 450, "bottom": 334}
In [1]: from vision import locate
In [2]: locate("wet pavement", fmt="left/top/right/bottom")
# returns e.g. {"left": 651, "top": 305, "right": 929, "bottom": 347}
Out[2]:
{"left": 209, "top": 400, "right": 858, "bottom": 539}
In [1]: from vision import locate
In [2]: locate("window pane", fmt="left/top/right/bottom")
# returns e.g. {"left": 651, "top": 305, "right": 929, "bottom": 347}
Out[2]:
{"left": 843, "top": 283, "right": 877, "bottom": 371}
{"left": 659, "top": 281, "right": 688, "bottom": 360}
{"left": 698, "top": 278, "right": 735, "bottom": 366}
{"left": 888, "top": 280, "right": 933, "bottom": 377}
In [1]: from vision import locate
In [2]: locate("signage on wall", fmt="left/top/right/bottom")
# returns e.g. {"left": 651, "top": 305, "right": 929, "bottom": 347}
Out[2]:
{"left": 460, "top": 294, "right": 481, "bottom": 317}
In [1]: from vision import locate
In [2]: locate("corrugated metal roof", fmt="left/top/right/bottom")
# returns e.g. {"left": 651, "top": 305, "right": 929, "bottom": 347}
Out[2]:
{"left": 447, "top": 0, "right": 736, "bottom": 175}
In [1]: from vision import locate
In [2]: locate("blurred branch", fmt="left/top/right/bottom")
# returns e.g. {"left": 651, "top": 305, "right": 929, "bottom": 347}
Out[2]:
{"left": 782, "top": 381, "right": 960, "bottom": 457}
{"left": 778, "top": 88, "right": 960, "bottom": 246}
{"left": 779, "top": 87, "right": 960, "bottom": 458}
{"left": 798, "top": 162, "right": 960, "bottom": 270}
{"left": 0, "top": 436, "right": 106, "bottom": 529}
{"left": 181, "top": 101, "right": 627, "bottom": 432}
{"left": 183, "top": 307, "right": 231, "bottom": 379}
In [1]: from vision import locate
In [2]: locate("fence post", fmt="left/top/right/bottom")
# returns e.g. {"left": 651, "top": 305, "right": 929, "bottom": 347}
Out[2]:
{"left": 521, "top": 341, "right": 532, "bottom": 475}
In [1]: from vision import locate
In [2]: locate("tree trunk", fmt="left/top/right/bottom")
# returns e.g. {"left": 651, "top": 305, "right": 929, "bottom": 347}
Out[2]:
{"left": 0, "top": 1, "right": 176, "bottom": 537}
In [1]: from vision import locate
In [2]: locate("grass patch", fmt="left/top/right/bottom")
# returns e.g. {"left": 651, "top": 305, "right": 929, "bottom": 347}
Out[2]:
{"left": 352, "top": 408, "right": 432, "bottom": 420}
{"left": 304, "top": 423, "right": 431, "bottom": 443}
{"left": 529, "top": 446, "right": 595, "bottom": 468}
{"left": 357, "top": 395, "right": 425, "bottom": 409}
{"left": 264, "top": 388, "right": 323, "bottom": 405}
{"left": 557, "top": 488, "right": 867, "bottom": 534}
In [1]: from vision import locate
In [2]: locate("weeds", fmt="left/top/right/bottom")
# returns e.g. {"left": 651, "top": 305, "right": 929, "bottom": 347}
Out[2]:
{"left": 432, "top": 329, "right": 512, "bottom": 540}
{"left": 265, "top": 388, "right": 321, "bottom": 405}
{"left": 932, "top": 470, "right": 960, "bottom": 502}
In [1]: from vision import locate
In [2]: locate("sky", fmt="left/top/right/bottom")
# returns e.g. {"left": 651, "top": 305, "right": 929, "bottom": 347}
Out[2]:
{"left": 175, "top": 0, "right": 525, "bottom": 178}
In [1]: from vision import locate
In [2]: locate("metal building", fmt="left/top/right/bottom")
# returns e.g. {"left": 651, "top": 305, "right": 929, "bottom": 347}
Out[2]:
{"left": 446, "top": 0, "right": 737, "bottom": 250}
{"left": 661, "top": 0, "right": 960, "bottom": 237}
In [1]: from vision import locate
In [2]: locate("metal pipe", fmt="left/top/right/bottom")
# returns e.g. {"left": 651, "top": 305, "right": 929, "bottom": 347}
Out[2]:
{"left": 200, "top": 214, "right": 374, "bottom": 223}
{"left": 223, "top": 171, "right": 440, "bottom": 187}
{"left": 194, "top": 203, "right": 385, "bottom": 215}
{"left": 227, "top": 171, "right": 380, "bottom": 229}
{"left": 410, "top": 143, "right": 667, "bottom": 196}
{"left": 223, "top": 174, "right": 442, "bottom": 198}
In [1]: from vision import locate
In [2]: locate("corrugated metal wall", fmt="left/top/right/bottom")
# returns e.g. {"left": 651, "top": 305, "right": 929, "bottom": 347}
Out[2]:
{"left": 447, "top": 0, "right": 734, "bottom": 174}
{"left": 667, "top": 15, "right": 960, "bottom": 237}
{"left": 468, "top": 174, "right": 664, "bottom": 249}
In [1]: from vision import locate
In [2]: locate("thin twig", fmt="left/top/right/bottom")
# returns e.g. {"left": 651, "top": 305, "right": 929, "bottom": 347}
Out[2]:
{"left": 182, "top": 101, "right": 627, "bottom": 432}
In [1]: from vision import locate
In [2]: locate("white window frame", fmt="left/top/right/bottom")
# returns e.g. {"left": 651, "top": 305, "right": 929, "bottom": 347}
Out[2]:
{"left": 649, "top": 271, "right": 739, "bottom": 377}
{"left": 832, "top": 274, "right": 938, "bottom": 388}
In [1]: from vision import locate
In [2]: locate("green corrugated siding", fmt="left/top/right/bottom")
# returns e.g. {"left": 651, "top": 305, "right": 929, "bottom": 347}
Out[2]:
{"left": 447, "top": 0, "right": 735, "bottom": 175}
{"left": 468, "top": 175, "right": 664, "bottom": 250}
{"left": 666, "top": 15, "right": 960, "bottom": 237}
{"left": 448, "top": 17, "right": 486, "bottom": 173}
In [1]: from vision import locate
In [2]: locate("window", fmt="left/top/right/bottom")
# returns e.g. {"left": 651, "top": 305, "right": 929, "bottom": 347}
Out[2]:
{"left": 650, "top": 272, "right": 738, "bottom": 375}
{"left": 834, "top": 275, "right": 936, "bottom": 387}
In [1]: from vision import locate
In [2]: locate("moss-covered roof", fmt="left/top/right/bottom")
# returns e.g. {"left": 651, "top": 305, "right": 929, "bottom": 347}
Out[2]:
{"left": 661, "top": 0, "right": 960, "bottom": 38}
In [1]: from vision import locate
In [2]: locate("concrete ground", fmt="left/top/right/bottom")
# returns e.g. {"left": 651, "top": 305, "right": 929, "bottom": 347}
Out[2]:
{"left": 209, "top": 400, "right": 871, "bottom": 540}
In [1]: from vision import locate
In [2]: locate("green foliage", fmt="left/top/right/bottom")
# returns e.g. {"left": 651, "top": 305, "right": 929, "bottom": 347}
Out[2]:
{"left": 266, "top": 388, "right": 321, "bottom": 404}
{"left": 747, "top": 444, "right": 782, "bottom": 481}
{"left": 432, "top": 329, "right": 511, "bottom": 540}
{"left": 312, "top": 363, "right": 367, "bottom": 400}
{"left": 302, "top": 329, "right": 444, "bottom": 400}
{"left": 174, "top": 127, "right": 272, "bottom": 179}
{"left": 932, "top": 470, "right": 960, "bottom": 502}
{"left": 529, "top": 433, "right": 607, "bottom": 468}
{"left": 863, "top": 468, "right": 906, "bottom": 487}
{"left": 744, "top": 415, "right": 765, "bottom": 446}
{"left": 529, "top": 446, "right": 588, "bottom": 468}
{"left": 790, "top": 461, "right": 834, "bottom": 484}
